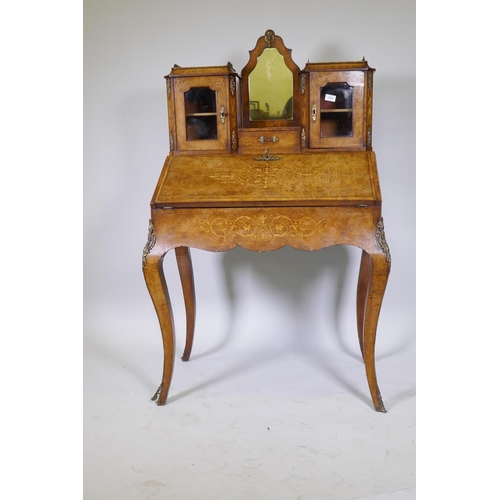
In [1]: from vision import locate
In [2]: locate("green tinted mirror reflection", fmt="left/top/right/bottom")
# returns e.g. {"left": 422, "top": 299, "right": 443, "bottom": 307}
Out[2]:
{"left": 248, "top": 48, "right": 293, "bottom": 121}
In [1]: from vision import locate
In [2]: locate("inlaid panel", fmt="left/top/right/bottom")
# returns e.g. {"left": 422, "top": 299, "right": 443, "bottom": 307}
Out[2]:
{"left": 155, "top": 151, "right": 380, "bottom": 207}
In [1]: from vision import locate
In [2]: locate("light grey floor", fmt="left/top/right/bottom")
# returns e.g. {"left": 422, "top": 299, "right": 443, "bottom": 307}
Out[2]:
{"left": 84, "top": 249, "right": 415, "bottom": 500}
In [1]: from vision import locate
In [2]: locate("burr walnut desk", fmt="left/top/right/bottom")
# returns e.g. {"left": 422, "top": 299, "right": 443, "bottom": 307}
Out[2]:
{"left": 142, "top": 30, "right": 391, "bottom": 412}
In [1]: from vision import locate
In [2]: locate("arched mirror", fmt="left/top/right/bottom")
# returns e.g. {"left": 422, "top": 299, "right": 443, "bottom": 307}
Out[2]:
{"left": 248, "top": 48, "right": 293, "bottom": 121}
{"left": 241, "top": 30, "right": 300, "bottom": 128}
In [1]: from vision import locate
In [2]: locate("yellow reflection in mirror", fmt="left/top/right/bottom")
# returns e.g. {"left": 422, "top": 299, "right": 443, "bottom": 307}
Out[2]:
{"left": 249, "top": 48, "right": 293, "bottom": 121}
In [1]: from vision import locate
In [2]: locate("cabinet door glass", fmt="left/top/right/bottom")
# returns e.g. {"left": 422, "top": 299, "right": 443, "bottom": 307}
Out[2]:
{"left": 184, "top": 87, "right": 218, "bottom": 141}
{"left": 320, "top": 83, "right": 353, "bottom": 138}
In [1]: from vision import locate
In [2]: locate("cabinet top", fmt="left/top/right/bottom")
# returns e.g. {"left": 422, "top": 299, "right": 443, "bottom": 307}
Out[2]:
{"left": 166, "top": 62, "right": 238, "bottom": 79}
{"left": 302, "top": 60, "right": 375, "bottom": 72}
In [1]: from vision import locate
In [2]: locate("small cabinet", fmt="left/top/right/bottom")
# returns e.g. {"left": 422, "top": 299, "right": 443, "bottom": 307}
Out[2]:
{"left": 301, "top": 62, "right": 374, "bottom": 151}
{"left": 166, "top": 64, "right": 239, "bottom": 154}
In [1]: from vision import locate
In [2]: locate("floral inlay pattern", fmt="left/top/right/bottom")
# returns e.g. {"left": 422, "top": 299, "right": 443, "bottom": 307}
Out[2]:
{"left": 209, "top": 163, "right": 317, "bottom": 190}
{"left": 198, "top": 214, "right": 331, "bottom": 241}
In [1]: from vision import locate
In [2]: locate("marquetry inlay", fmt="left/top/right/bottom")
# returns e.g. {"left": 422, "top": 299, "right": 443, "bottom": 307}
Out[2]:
{"left": 159, "top": 152, "right": 377, "bottom": 204}
{"left": 198, "top": 214, "right": 331, "bottom": 241}
{"left": 209, "top": 163, "right": 313, "bottom": 189}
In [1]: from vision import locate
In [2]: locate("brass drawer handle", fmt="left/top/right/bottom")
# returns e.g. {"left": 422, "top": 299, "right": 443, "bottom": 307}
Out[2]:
{"left": 258, "top": 135, "right": 279, "bottom": 144}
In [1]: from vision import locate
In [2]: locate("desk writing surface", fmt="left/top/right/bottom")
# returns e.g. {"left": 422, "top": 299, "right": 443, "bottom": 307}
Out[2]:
{"left": 153, "top": 151, "right": 381, "bottom": 208}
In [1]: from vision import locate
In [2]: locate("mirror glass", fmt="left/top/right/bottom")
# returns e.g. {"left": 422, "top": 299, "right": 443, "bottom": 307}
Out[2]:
{"left": 248, "top": 48, "right": 293, "bottom": 121}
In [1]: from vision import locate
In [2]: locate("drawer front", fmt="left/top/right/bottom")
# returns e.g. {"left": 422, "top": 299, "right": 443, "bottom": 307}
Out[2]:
{"left": 238, "top": 128, "right": 300, "bottom": 154}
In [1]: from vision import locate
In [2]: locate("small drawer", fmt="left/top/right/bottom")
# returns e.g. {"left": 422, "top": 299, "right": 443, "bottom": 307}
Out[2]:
{"left": 238, "top": 128, "right": 300, "bottom": 154}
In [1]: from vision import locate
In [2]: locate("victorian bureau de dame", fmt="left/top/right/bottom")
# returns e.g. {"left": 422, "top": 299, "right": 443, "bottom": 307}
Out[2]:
{"left": 142, "top": 30, "right": 391, "bottom": 412}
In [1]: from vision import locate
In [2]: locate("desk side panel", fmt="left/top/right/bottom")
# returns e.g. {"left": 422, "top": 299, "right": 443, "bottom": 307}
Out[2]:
{"left": 150, "top": 155, "right": 173, "bottom": 207}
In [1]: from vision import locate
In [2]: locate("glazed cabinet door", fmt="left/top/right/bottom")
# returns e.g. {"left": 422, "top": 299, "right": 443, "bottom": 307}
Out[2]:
{"left": 308, "top": 71, "right": 366, "bottom": 150}
{"left": 173, "top": 76, "right": 231, "bottom": 153}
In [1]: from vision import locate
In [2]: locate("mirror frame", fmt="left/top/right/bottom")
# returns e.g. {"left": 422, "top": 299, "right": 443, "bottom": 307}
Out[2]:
{"left": 240, "top": 30, "right": 301, "bottom": 129}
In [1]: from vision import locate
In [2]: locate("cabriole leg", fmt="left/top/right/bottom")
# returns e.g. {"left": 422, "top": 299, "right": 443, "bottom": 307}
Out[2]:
{"left": 142, "top": 220, "right": 176, "bottom": 406}
{"left": 362, "top": 250, "right": 390, "bottom": 412}
{"left": 356, "top": 250, "right": 372, "bottom": 360}
{"left": 175, "top": 246, "right": 196, "bottom": 362}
